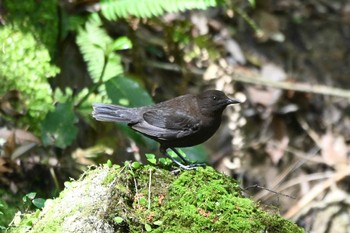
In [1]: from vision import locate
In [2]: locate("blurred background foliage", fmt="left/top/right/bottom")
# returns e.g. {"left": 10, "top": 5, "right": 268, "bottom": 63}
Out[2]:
{"left": 2, "top": 0, "right": 350, "bottom": 231}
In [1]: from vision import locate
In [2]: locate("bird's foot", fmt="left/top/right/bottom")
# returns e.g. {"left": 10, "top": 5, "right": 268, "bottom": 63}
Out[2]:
{"left": 161, "top": 147, "right": 206, "bottom": 170}
{"left": 187, "top": 162, "right": 206, "bottom": 168}
{"left": 171, "top": 163, "right": 206, "bottom": 174}
{"left": 171, "top": 159, "right": 206, "bottom": 170}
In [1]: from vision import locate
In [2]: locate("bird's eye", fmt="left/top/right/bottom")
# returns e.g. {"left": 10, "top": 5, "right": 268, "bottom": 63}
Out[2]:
{"left": 212, "top": 96, "right": 217, "bottom": 100}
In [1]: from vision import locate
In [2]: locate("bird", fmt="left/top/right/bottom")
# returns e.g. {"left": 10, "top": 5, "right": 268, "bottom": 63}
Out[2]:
{"left": 92, "top": 90, "right": 240, "bottom": 169}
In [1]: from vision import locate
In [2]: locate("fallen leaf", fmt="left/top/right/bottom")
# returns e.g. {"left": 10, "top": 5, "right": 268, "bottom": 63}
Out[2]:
{"left": 265, "top": 118, "right": 289, "bottom": 164}
{"left": 320, "top": 132, "right": 348, "bottom": 170}
{"left": 0, "top": 128, "right": 40, "bottom": 144}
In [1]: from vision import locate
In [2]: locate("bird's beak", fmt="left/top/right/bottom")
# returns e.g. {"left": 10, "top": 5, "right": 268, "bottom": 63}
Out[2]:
{"left": 226, "top": 98, "right": 241, "bottom": 105}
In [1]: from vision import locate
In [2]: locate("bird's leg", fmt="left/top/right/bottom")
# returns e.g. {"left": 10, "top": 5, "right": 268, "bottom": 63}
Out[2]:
{"left": 159, "top": 147, "right": 206, "bottom": 170}
{"left": 170, "top": 148, "right": 206, "bottom": 168}
{"left": 160, "top": 147, "right": 198, "bottom": 170}
{"left": 169, "top": 148, "right": 190, "bottom": 164}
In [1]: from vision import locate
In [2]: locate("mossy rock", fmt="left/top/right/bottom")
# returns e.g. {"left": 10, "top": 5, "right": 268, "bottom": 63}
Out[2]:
{"left": 7, "top": 164, "right": 304, "bottom": 233}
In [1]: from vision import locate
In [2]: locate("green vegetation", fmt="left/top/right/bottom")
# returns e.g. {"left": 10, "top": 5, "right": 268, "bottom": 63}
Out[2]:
{"left": 1, "top": 0, "right": 59, "bottom": 119}
{"left": 6, "top": 165, "right": 303, "bottom": 233}
{"left": 100, "top": 0, "right": 221, "bottom": 19}
{"left": 0, "top": 199, "right": 17, "bottom": 230}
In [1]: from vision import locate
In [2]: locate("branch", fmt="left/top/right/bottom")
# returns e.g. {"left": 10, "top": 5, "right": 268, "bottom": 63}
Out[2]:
{"left": 231, "top": 72, "right": 350, "bottom": 99}
{"left": 145, "top": 60, "right": 350, "bottom": 99}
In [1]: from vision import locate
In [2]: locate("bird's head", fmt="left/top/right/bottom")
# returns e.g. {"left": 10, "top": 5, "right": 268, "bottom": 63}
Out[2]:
{"left": 197, "top": 90, "right": 240, "bottom": 116}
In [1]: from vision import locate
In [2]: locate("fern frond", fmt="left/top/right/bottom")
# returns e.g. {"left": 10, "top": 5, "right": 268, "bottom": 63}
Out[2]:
{"left": 101, "top": 0, "right": 220, "bottom": 20}
{"left": 76, "top": 16, "right": 123, "bottom": 83}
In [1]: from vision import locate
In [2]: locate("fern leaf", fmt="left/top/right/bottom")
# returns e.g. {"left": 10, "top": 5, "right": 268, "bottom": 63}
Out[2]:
{"left": 101, "top": 0, "right": 220, "bottom": 20}
{"left": 76, "top": 16, "right": 124, "bottom": 83}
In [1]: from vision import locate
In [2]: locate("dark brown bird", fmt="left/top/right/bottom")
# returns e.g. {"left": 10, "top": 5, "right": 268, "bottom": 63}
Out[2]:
{"left": 92, "top": 90, "right": 240, "bottom": 169}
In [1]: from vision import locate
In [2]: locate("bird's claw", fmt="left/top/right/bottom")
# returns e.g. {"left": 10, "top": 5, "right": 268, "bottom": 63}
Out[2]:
{"left": 172, "top": 160, "right": 206, "bottom": 170}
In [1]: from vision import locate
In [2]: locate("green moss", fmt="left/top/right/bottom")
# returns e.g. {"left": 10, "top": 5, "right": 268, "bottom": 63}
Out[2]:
{"left": 104, "top": 165, "right": 303, "bottom": 233}
{"left": 104, "top": 165, "right": 176, "bottom": 232}
{"left": 1, "top": 0, "right": 59, "bottom": 132}
{"left": 4, "top": 0, "right": 58, "bottom": 52}
{"left": 101, "top": 165, "right": 122, "bottom": 185}
{"left": 154, "top": 167, "right": 302, "bottom": 233}
{"left": 7, "top": 165, "right": 304, "bottom": 233}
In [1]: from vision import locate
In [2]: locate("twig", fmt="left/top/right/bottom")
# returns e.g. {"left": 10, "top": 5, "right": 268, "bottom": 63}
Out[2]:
{"left": 253, "top": 145, "right": 320, "bottom": 201}
{"left": 296, "top": 114, "right": 321, "bottom": 147}
{"left": 244, "top": 184, "right": 296, "bottom": 200}
{"left": 126, "top": 163, "right": 140, "bottom": 207}
{"left": 283, "top": 146, "right": 325, "bottom": 164}
{"left": 148, "top": 169, "right": 152, "bottom": 211}
{"left": 231, "top": 72, "right": 350, "bottom": 99}
{"left": 49, "top": 167, "right": 60, "bottom": 190}
{"left": 274, "top": 171, "right": 334, "bottom": 195}
{"left": 284, "top": 167, "right": 350, "bottom": 219}
{"left": 232, "top": 5, "right": 261, "bottom": 35}
{"left": 144, "top": 60, "right": 350, "bottom": 99}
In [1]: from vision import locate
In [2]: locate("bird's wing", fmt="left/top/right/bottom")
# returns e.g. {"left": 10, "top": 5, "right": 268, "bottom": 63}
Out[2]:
{"left": 131, "top": 109, "right": 200, "bottom": 140}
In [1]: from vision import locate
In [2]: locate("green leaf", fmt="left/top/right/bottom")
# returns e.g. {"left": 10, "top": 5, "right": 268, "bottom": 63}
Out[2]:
{"left": 127, "top": 169, "right": 135, "bottom": 176}
{"left": 139, "top": 197, "right": 147, "bottom": 206}
{"left": 77, "top": 15, "right": 123, "bottom": 83}
{"left": 64, "top": 181, "right": 73, "bottom": 189}
{"left": 153, "top": 220, "right": 162, "bottom": 226}
{"left": 114, "top": 216, "right": 124, "bottom": 224}
{"left": 32, "top": 198, "right": 46, "bottom": 209}
{"left": 145, "top": 223, "right": 152, "bottom": 232}
{"left": 111, "top": 36, "right": 132, "bottom": 51}
{"left": 41, "top": 100, "right": 78, "bottom": 149}
{"left": 158, "top": 158, "right": 172, "bottom": 166}
{"left": 131, "top": 161, "right": 141, "bottom": 169}
{"left": 248, "top": 0, "right": 256, "bottom": 7}
{"left": 124, "top": 161, "right": 130, "bottom": 166}
{"left": 145, "top": 154, "right": 155, "bottom": 160}
{"left": 106, "top": 159, "right": 113, "bottom": 168}
{"left": 100, "top": 0, "right": 220, "bottom": 20}
{"left": 23, "top": 192, "right": 36, "bottom": 202}
{"left": 105, "top": 75, "right": 153, "bottom": 107}
{"left": 145, "top": 154, "right": 157, "bottom": 165}
{"left": 26, "top": 192, "right": 37, "bottom": 200}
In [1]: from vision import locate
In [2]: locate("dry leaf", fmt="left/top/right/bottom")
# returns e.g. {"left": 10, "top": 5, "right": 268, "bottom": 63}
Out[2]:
{"left": 246, "top": 63, "right": 286, "bottom": 107}
{"left": 320, "top": 132, "right": 348, "bottom": 169}
{"left": 265, "top": 118, "right": 289, "bottom": 164}
{"left": 0, "top": 158, "right": 12, "bottom": 173}
{"left": 3, "top": 131, "right": 16, "bottom": 156}
{"left": 0, "top": 128, "right": 40, "bottom": 144}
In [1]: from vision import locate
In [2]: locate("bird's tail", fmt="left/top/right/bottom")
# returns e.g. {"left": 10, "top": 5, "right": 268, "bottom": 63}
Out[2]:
{"left": 92, "top": 103, "right": 137, "bottom": 123}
